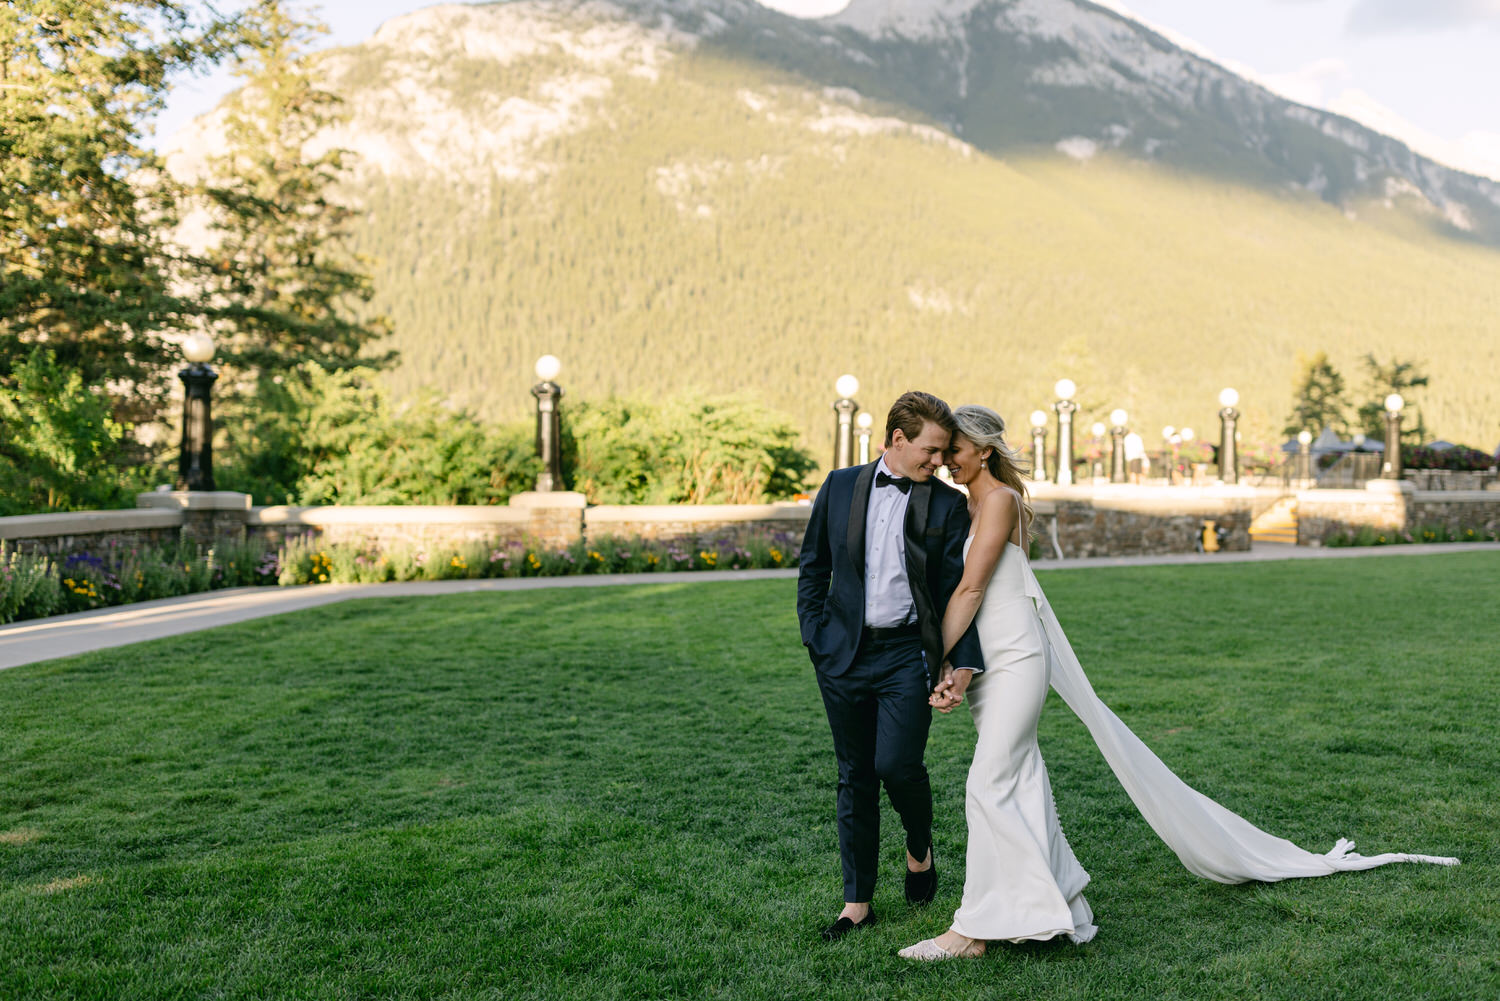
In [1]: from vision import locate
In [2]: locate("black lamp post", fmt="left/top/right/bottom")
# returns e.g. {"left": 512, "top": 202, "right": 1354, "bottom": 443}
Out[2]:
{"left": 833, "top": 374, "right": 860, "bottom": 469}
{"left": 856, "top": 411, "right": 873, "bottom": 465}
{"left": 177, "top": 332, "right": 217, "bottom": 491}
{"left": 1383, "top": 394, "right": 1404, "bottom": 479}
{"left": 1053, "top": 379, "right": 1077, "bottom": 485}
{"left": 532, "top": 354, "right": 564, "bottom": 492}
{"left": 1109, "top": 409, "right": 1128, "bottom": 483}
{"left": 1029, "top": 410, "right": 1048, "bottom": 482}
{"left": 1217, "top": 387, "right": 1240, "bottom": 485}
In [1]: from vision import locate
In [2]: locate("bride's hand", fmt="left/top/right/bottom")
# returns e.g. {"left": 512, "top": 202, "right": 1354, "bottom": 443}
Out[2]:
{"left": 931, "top": 663, "right": 964, "bottom": 712}
{"left": 932, "top": 668, "right": 973, "bottom": 713}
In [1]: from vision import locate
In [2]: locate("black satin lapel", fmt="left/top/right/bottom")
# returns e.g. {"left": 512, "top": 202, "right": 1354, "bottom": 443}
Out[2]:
{"left": 904, "top": 480, "right": 932, "bottom": 610}
{"left": 847, "top": 461, "right": 877, "bottom": 576}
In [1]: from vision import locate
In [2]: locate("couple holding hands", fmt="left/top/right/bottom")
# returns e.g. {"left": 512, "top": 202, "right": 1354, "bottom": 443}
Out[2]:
{"left": 795, "top": 391, "right": 1456, "bottom": 961}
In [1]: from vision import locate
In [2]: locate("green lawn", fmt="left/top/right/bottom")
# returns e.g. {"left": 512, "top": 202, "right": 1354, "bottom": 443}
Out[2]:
{"left": 2, "top": 554, "right": 1495, "bottom": 1000}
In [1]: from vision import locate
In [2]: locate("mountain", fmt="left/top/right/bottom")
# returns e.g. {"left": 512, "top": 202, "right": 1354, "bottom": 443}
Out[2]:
{"left": 167, "top": 0, "right": 1500, "bottom": 461}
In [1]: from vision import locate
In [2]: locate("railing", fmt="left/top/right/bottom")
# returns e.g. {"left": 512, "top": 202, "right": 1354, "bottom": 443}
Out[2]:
{"left": 1316, "top": 452, "right": 1383, "bottom": 489}
{"left": 1241, "top": 456, "right": 1296, "bottom": 489}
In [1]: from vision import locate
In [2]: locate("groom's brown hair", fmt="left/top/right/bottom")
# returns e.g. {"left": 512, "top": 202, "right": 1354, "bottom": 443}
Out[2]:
{"left": 884, "top": 391, "right": 957, "bottom": 448}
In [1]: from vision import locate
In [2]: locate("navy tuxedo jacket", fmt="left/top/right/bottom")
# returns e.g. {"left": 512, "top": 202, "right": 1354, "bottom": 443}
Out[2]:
{"left": 796, "top": 461, "right": 985, "bottom": 691}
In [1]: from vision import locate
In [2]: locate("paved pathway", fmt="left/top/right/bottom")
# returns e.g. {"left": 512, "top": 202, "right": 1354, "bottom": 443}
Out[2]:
{"left": 2, "top": 543, "right": 1494, "bottom": 672}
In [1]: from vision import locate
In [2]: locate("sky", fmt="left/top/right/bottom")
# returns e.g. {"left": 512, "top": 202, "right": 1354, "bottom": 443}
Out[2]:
{"left": 153, "top": 0, "right": 1500, "bottom": 179}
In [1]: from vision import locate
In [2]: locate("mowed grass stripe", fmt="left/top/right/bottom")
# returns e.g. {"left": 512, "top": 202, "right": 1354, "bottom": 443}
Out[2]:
{"left": 2, "top": 554, "right": 1495, "bottom": 1000}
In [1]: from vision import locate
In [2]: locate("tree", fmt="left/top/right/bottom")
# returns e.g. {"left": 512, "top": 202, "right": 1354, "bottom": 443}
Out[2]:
{"left": 1355, "top": 354, "right": 1429, "bottom": 444}
{"left": 0, "top": 350, "right": 150, "bottom": 514}
{"left": 562, "top": 395, "right": 818, "bottom": 504}
{"left": 215, "top": 364, "right": 540, "bottom": 505}
{"left": 196, "top": 0, "right": 391, "bottom": 381}
{"left": 0, "top": 2, "right": 231, "bottom": 419}
{"left": 1283, "top": 352, "right": 1350, "bottom": 437}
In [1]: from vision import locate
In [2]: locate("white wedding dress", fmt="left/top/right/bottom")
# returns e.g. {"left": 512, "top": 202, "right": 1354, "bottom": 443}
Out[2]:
{"left": 951, "top": 531, "right": 1459, "bottom": 945}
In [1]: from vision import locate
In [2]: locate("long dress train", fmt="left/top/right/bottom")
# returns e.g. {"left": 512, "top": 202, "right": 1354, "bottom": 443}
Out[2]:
{"left": 953, "top": 537, "right": 1459, "bottom": 943}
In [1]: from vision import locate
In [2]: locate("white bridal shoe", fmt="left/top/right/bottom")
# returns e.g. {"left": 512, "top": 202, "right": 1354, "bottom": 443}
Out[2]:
{"left": 897, "top": 939, "right": 960, "bottom": 961}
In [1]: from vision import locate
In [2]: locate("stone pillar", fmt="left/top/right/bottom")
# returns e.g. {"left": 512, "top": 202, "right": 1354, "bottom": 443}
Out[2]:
{"left": 508, "top": 491, "right": 587, "bottom": 549}
{"left": 137, "top": 491, "right": 251, "bottom": 545}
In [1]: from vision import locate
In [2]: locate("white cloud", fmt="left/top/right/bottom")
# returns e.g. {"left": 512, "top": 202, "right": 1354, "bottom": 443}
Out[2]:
{"left": 755, "top": 0, "right": 851, "bottom": 17}
{"left": 1347, "top": 0, "right": 1500, "bottom": 37}
{"left": 1324, "top": 88, "right": 1500, "bottom": 180}
{"left": 1262, "top": 57, "right": 1354, "bottom": 109}
{"left": 1259, "top": 58, "right": 1500, "bottom": 180}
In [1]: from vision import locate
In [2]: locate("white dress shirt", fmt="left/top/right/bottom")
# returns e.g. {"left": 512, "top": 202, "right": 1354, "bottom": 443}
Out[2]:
{"left": 863, "top": 456, "right": 917, "bottom": 628}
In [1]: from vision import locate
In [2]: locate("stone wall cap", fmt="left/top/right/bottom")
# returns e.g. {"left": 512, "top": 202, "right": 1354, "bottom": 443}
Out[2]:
{"left": 587, "top": 503, "right": 811, "bottom": 523}
{"left": 1297, "top": 489, "right": 1394, "bottom": 502}
{"left": 136, "top": 491, "right": 252, "bottom": 511}
{"left": 250, "top": 505, "right": 531, "bottom": 527}
{"left": 1364, "top": 479, "right": 1416, "bottom": 495}
{"left": 1, "top": 508, "right": 182, "bottom": 539}
{"left": 1033, "top": 483, "right": 1260, "bottom": 502}
{"left": 507, "top": 491, "right": 588, "bottom": 510}
{"left": 1411, "top": 490, "right": 1500, "bottom": 502}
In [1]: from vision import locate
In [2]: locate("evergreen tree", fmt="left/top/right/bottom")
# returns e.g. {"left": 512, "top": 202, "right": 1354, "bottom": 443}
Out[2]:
{"left": 1355, "top": 354, "right": 1429, "bottom": 444}
{"left": 197, "top": 0, "right": 391, "bottom": 380}
{"left": 1283, "top": 351, "right": 1350, "bottom": 437}
{"left": 0, "top": 1, "right": 229, "bottom": 417}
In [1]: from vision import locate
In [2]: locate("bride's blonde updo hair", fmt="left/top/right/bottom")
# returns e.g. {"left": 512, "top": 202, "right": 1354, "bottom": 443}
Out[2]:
{"left": 953, "top": 405, "right": 1035, "bottom": 538}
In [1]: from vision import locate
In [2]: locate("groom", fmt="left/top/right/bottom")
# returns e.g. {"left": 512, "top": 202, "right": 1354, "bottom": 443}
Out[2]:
{"left": 797, "top": 390, "right": 985, "bottom": 942}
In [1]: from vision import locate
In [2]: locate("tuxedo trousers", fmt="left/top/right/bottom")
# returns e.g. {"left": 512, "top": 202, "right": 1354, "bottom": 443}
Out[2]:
{"left": 816, "top": 633, "right": 932, "bottom": 902}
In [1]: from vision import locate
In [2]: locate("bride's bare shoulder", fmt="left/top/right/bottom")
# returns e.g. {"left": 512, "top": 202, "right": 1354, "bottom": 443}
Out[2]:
{"left": 980, "top": 485, "right": 1023, "bottom": 519}
{"left": 970, "top": 487, "right": 1019, "bottom": 539}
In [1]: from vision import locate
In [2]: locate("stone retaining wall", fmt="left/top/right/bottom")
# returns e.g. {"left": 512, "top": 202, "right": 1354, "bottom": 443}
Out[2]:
{"left": 1033, "top": 485, "right": 1254, "bottom": 558}
{"left": 585, "top": 504, "right": 809, "bottom": 546}
{"left": 0, "top": 509, "right": 182, "bottom": 557}
{"left": 247, "top": 504, "right": 534, "bottom": 549}
{"left": 1297, "top": 482, "right": 1500, "bottom": 544}
{"left": 1, "top": 487, "right": 1280, "bottom": 561}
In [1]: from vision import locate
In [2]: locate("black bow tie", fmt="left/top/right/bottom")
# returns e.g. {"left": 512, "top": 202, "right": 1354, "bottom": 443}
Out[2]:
{"left": 876, "top": 471, "right": 912, "bottom": 493}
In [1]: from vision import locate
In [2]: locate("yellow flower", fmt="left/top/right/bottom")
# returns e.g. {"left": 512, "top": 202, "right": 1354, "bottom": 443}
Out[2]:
{"left": 318, "top": 573, "right": 328, "bottom": 582}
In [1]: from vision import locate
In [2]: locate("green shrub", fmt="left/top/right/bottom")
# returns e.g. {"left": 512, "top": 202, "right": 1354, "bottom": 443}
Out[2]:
{"left": 0, "top": 351, "right": 151, "bottom": 515}
{"left": 561, "top": 394, "right": 816, "bottom": 505}
{"left": 219, "top": 364, "right": 542, "bottom": 506}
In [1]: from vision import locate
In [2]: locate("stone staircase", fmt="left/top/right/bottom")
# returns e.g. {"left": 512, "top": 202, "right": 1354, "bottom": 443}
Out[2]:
{"left": 1250, "top": 497, "right": 1298, "bottom": 545}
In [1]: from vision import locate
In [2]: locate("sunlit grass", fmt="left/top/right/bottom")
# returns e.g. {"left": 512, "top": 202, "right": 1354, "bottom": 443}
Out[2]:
{"left": 2, "top": 553, "right": 1494, "bottom": 999}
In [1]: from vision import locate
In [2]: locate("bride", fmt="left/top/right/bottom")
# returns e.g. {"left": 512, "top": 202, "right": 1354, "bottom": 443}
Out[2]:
{"left": 897, "top": 405, "right": 1459, "bottom": 961}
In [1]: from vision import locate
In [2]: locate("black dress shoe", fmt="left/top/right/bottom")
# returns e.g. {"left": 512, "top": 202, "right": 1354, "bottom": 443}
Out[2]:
{"left": 905, "top": 848, "right": 937, "bottom": 905}
{"left": 820, "top": 910, "right": 877, "bottom": 942}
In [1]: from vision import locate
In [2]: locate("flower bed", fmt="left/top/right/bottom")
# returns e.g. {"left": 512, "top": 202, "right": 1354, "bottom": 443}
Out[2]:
{"left": 0, "top": 531, "right": 801, "bottom": 626}
{"left": 1323, "top": 524, "right": 1499, "bottom": 547}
